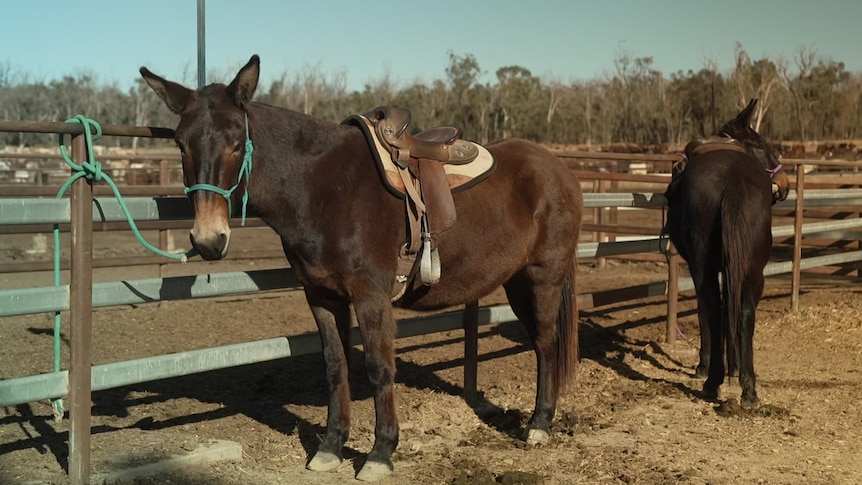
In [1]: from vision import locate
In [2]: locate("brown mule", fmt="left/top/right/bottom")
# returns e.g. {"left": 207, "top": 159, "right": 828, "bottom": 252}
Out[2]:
{"left": 664, "top": 99, "right": 789, "bottom": 408}
{"left": 141, "top": 54, "right": 583, "bottom": 481}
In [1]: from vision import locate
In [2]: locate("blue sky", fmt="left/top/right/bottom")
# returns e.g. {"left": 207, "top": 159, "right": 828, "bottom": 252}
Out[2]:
{"left": 3, "top": 0, "right": 860, "bottom": 92}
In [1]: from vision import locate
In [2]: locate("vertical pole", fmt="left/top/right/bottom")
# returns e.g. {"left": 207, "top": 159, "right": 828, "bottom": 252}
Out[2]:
{"left": 666, "top": 244, "right": 679, "bottom": 344}
{"left": 462, "top": 301, "right": 479, "bottom": 406}
{"left": 68, "top": 134, "right": 94, "bottom": 484}
{"left": 608, "top": 178, "right": 618, "bottom": 242}
{"left": 197, "top": 0, "right": 206, "bottom": 88}
{"left": 596, "top": 179, "right": 607, "bottom": 269}
{"left": 791, "top": 166, "right": 805, "bottom": 311}
{"left": 591, "top": 180, "right": 599, "bottom": 246}
{"left": 159, "top": 158, "right": 170, "bottom": 186}
{"left": 159, "top": 159, "right": 170, "bottom": 279}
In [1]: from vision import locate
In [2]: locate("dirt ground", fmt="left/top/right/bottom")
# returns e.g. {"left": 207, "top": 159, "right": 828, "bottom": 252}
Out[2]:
{"left": 2, "top": 227, "right": 862, "bottom": 484}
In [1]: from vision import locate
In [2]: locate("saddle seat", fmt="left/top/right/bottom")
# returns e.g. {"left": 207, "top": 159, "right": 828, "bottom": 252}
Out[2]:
{"left": 670, "top": 136, "right": 748, "bottom": 178}
{"left": 343, "top": 106, "right": 496, "bottom": 301}
{"left": 367, "top": 106, "right": 479, "bottom": 165}
{"left": 666, "top": 137, "right": 748, "bottom": 199}
{"left": 684, "top": 136, "right": 747, "bottom": 158}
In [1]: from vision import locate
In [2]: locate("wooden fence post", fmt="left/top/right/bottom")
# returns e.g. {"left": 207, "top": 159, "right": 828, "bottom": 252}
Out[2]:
{"left": 791, "top": 166, "right": 805, "bottom": 311}
{"left": 666, "top": 243, "right": 679, "bottom": 345}
{"left": 597, "top": 179, "right": 607, "bottom": 269}
{"left": 68, "top": 133, "right": 94, "bottom": 485}
{"left": 462, "top": 301, "right": 479, "bottom": 406}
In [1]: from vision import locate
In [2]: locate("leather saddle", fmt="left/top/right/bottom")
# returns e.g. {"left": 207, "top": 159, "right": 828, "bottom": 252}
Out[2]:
{"left": 685, "top": 137, "right": 747, "bottom": 158}
{"left": 665, "top": 137, "right": 750, "bottom": 201}
{"left": 344, "top": 106, "right": 496, "bottom": 300}
{"left": 368, "top": 106, "right": 480, "bottom": 166}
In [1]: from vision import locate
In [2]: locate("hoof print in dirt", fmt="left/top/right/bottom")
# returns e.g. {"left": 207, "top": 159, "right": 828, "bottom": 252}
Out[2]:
{"left": 714, "top": 398, "right": 792, "bottom": 419}
{"left": 452, "top": 466, "right": 541, "bottom": 485}
{"left": 715, "top": 398, "right": 746, "bottom": 417}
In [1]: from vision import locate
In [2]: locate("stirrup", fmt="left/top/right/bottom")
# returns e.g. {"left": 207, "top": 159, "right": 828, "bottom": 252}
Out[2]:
{"left": 419, "top": 235, "right": 441, "bottom": 285}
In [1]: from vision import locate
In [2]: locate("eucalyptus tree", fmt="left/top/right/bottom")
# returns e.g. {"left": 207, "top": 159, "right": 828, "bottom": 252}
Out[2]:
{"left": 445, "top": 51, "right": 482, "bottom": 137}
{"left": 668, "top": 67, "right": 729, "bottom": 138}
{"left": 543, "top": 78, "right": 573, "bottom": 144}
{"left": 606, "top": 49, "right": 669, "bottom": 144}
{"left": 806, "top": 60, "right": 851, "bottom": 140}
{"left": 781, "top": 47, "right": 819, "bottom": 141}
{"left": 495, "top": 65, "right": 542, "bottom": 140}
{"left": 730, "top": 44, "right": 782, "bottom": 132}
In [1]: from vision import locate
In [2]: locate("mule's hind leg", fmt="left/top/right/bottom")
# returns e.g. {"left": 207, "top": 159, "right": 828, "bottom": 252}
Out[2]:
{"left": 504, "top": 271, "right": 575, "bottom": 445}
{"left": 305, "top": 291, "right": 354, "bottom": 472}
{"left": 694, "top": 302, "right": 712, "bottom": 378}
{"left": 690, "top": 267, "right": 725, "bottom": 400}
{"left": 352, "top": 292, "right": 399, "bottom": 481}
{"left": 722, "top": 282, "right": 739, "bottom": 378}
{"left": 693, "top": 279, "right": 721, "bottom": 380}
{"left": 738, "top": 273, "right": 765, "bottom": 408}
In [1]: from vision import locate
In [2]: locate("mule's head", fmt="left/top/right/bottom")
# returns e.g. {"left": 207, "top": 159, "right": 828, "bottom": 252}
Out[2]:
{"left": 719, "top": 98, "right": 790, "bottom": 204}
{"left": 140, "top": 55, "right": 261, "bottom": 260}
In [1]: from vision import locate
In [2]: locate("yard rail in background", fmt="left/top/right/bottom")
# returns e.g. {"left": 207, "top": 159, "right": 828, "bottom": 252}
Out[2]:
{"left": 3, "top": 117, "right": 862, "bottom": 483}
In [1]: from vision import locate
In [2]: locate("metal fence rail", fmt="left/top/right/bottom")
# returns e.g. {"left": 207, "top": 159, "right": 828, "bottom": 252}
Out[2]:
{"left": 0, "top": 305, "right": 518, "bottom": 408}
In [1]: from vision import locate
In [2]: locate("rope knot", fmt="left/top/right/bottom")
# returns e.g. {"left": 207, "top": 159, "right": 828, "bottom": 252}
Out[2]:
{"left": 82, "top": 159, "right": 104, "bottom": 182}
{"left": 55, "top": 114, "right": 197, "bottom": 263}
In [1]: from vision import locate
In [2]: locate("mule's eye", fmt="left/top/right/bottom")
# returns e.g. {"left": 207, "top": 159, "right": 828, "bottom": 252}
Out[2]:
{"left": 231, "top": 143, "right": 242, "bottom": 155}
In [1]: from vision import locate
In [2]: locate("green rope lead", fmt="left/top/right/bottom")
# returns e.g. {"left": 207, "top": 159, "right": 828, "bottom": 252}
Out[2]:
{"left": 50, "top": 115, "right": 197, "bottom": 421}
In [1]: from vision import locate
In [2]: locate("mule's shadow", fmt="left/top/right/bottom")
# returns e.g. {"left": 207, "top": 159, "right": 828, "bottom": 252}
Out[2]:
{"left": 85, "top": 323, "right": 530, "bottom": 468}
{"left": 573, "top": 289, "right": 796, "bottom": 402}
{"left": 8, "top": 289, "right": 798, "bottom": 474}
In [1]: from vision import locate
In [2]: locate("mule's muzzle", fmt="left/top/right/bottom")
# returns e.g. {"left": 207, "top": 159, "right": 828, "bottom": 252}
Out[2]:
{"left": 772, "top": 184, "right": 789, "bottom": 204}
{"left": 771, "top": 171, "right": 791, "bottom": 204}
{"left": 189, "top": 231, "right": 229, "bottom": 260}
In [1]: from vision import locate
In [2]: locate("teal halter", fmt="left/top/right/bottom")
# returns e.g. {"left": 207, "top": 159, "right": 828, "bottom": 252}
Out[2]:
{"left": 184, "top": 113, "right": 254, "bottom": 226}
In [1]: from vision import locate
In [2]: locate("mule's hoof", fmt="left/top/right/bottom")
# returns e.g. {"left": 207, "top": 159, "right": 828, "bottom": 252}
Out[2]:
{"left": 741, "top": 395, "right": 760, "bottom": 409}
{"left": 695, "top": 365, "right": 708, "bottom": 378}
{"left": 525, "top": 428, "right": 550, "bottom": 445}
{"left": 702, "top": 384, "right": 721, "bottom": 401}
{"left": 356, "top": 460, "right": 394, "bottom": 482}
{"left": 307, "top": 451, "right": 342, "bottom": 472}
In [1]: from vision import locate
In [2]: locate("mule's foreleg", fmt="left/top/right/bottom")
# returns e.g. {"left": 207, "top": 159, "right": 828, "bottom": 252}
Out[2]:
{"left": 305, "top": 293, "right": 353, "bottom": 473}
{"left": 354, "top": 295, "right": 398, "bottom": 481}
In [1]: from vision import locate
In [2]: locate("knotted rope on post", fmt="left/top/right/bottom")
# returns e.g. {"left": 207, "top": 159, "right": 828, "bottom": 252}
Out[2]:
{"left": 49, "top": 115, "right": 197, "bottom": 421}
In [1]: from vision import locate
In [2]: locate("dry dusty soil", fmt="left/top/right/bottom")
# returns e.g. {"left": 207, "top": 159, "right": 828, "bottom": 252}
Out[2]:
{"left": 2, "top": 229, "right": 862, "bottom": 484}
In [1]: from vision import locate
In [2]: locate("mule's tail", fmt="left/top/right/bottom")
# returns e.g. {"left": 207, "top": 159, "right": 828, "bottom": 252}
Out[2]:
{"left": 557, "top": 262, "right": 579, "bottom": 392}
{"left": 720, "top": 197, "right": 750, "bottom": 373}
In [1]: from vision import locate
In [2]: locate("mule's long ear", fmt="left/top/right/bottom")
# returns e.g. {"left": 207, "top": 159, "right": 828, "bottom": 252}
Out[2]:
{"left": 139, "top": 67, "right": 192, "bottom": 115}
{"left": 228, "top": 55, "right": 260, "bottom": 109}
{"left": 735, "top": 98, "right": 758, "bottom": 127}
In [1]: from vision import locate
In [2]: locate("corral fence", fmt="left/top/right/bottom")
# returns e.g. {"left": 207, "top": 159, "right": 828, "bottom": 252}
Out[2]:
{"left": 3, "top": 119, "right": 862, "bottom": 484}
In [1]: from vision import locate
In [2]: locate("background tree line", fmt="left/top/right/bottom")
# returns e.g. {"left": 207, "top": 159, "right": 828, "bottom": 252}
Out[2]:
{"left": 1, "top": 44, "right": 859, "bottom": 150}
